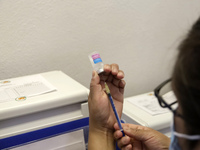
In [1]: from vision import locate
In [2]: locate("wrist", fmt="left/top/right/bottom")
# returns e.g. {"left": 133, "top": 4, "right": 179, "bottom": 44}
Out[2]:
{"left": 89, "top": 125, "right": 114, "bottom": 138}
{"left": 88, "top": 130, "right": 115, "bottom": 150}
{"left": 88, "top": 120, "right": 115, "bottom": 150}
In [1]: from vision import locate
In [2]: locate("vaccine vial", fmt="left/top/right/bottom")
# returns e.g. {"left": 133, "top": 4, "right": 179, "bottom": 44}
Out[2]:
{"left": 88, "top": 51, "right": 104, "bottom": 74}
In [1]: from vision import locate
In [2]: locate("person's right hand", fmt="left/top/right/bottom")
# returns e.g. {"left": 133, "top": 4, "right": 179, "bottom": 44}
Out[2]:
{"left": 114, "top": 123, "right": 170, "bottom": 150}
{"left": 88, "top": 64, "right": 125, "bottom": 132}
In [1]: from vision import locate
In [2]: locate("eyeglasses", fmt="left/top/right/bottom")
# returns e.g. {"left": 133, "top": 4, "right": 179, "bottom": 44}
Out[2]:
{"left": 154, "top": 78, "right": 184, "bottom": 119}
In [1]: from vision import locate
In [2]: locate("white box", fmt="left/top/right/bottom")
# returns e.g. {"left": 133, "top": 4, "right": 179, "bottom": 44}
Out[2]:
{"left": 122, "top": 92, "right": 172, "bottom": 137}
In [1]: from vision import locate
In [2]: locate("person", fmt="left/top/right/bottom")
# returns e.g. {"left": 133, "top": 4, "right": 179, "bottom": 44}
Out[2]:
{"left": 88, "top": 17, "right": 200, "bottom": 150}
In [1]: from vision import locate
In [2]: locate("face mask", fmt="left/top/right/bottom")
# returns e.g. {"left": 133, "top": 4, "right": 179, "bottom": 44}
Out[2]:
{"left": 170, "top": 116, "right": 200, "bottom": 150}
{"left": 170, "top": 122, "right": 181, "bottom": 150}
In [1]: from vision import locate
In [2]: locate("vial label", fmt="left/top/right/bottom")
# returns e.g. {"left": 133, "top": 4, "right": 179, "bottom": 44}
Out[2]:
{"left": 89, "top": 51, "right": 104, "bottom": 74}
{"left": 92, "top": 54, "right": 102, "bottom": 64}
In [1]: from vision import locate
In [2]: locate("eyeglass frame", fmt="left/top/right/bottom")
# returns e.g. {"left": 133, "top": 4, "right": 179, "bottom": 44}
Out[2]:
{"left": 154, "top": 78, "right": 184, "bottom": 119}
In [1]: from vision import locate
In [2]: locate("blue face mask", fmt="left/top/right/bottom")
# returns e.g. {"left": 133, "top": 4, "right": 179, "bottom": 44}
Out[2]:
{"left": 170, "top": 117, "right": 200, "bottom": 150}
{"left": 169, "top": 122, "right": 181, "bottom": 150}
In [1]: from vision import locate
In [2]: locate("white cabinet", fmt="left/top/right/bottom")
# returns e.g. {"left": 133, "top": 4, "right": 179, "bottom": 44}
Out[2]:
{"left": 0, "top": 71, "right": 89, "bottom": 150}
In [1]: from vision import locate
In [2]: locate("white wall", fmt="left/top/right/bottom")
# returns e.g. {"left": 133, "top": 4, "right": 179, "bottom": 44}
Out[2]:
{"left": 0, "top": 0, "right": 200, "bottom": 97}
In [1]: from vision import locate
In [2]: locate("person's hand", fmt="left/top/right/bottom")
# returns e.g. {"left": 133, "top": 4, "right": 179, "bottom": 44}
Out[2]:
{"left": 88, "top": 64, "right": 126, "bottom": 132}
{"left": 88, "top": 64, "right": 125, "bottom": 150}
{"left": 114, "top": 123, "right": 170, "bottom": 150}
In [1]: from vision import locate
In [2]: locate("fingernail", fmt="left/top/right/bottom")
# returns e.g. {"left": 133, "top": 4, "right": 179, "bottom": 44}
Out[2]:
{"left": 113, "top": 68, "right": 117, "bottom": 73}
{"left": 104, "top": 64, "right": 109, "bottom": 70}
{"left": 118, "top": 72, "right": 123, "bottom": 76}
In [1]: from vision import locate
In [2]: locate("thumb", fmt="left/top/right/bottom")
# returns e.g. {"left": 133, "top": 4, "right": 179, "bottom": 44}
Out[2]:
{"left": 90, "top": 71, "right": 100, "bottom": 87}
{"left": 89, "top": 71, "right": 102, "bottom": 95}
{"left": 123, "top": 126, "right": 149, "bottom": 142}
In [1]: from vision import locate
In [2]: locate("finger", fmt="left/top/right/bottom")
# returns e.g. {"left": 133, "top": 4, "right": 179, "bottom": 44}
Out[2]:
{"left": 104, "top": 64, "right": 119, "bottom": 75}
{"left": 114, "top": 123, "right": 127, "bottom": 140}
{"left": 106, "top": 73, "right": 113, "bottom": 82}
{"left": 112, "top": 78, "right": 121, "bottom": 87}
{"left": 119, "top": 80, "right": 126, "bottom": 94}
{"left": 119, "top": 80, "right": 126, "bottom": 88}
{"left": 116, "top": 70, "right": 125, "bottom": 79}
{"left": 112, "top": 78, "right": 125, "bottom": 92}
{"left": 131, "top": 140, "right": 142, "bottom": 150}
{"left": 114, "top": 123, "right": 130, "bottom": 130}
{"left": 120, "top": 137, "right": 142, "bottom": 150}
{"left": 117, "top": 136, "right": 131, "bottom": 149}
{"left": 114, "top": 130, "right": 123, "bottom": 140}
{"left": 114, "top": 122, "right": 120, "bottom": 130}
{"left": 99, "top": 64, "right": 112, "bottom": 81}
{"left": 103, "top": 64, "right": 112, "bottom": 75}
{"left": 123, "top": 125, "right": 147, "bottom": 142}
{"left": 112, "top": 70, "right": 124, "bottom": 86}
{"left": 111, "top": 63, "right": 119, "bottom": 76}
{"left": 102, "top": 64, "right": 123, "bottom": 82}
{"left": 122, "top": 144, "right": 132, "bottom": 150}
{"left": 116, "top": 123, "right": 145, "bottom": 150}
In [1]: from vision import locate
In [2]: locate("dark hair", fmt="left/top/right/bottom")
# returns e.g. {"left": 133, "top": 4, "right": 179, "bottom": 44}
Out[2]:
{"left": 172, "top": 17, "right": 200, "bottom": 149}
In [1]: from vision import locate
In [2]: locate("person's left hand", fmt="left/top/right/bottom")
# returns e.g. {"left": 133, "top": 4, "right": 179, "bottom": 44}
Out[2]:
{"left": 114, "top": 123, "right": 170, "bottom": 150}
{"left": 88, "top": 63, "right": 126, "bottom": 133}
